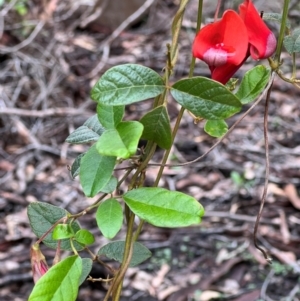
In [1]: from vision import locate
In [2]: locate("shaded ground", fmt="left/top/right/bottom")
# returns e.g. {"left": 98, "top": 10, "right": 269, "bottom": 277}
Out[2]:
{"left": 1, "top": 0, "right": 300, "bottom": 300}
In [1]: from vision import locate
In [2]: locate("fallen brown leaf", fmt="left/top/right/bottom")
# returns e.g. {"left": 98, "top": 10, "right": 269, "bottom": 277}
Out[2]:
{"left": 284, "top": 184, "right": 300, "bottom": 210}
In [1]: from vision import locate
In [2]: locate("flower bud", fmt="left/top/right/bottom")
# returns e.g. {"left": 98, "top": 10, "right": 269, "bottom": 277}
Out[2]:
{"left": 30, "top": 243, "right": 49, "bottom": 283}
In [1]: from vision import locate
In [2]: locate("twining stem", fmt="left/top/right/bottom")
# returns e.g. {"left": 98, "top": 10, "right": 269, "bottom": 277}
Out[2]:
{"left": 291, "top": 53, "right": 296, "bottom": 79}
{"left": 154, "top": 0, "right": 204, "bottom": 187}
{"left": 214, "top": 0, "right": 222, "bottom": 21}
{"left": 274, "top": 0, "right": 290, "bottom": 64}
{"left": 253, "top": 79, "right": 273, "bottom": 264}
{"left": 188, "top": 0, "right": 202, "bottom": 77}
{"left": 128, "top": 141, "right": 157, "bottom": 190}
{"left": 103, "top": 212, "right": 135, "bottom": 301}
{"left": 170, "top": 0, "right": 189, "bottom": 65}
{"left": 36, "top": 217, "right": 66, "bottom": 245}
{"left": 153, "top": 106, "right": 185, "bottom": 187}
{"left": 111, "top": 212, "right": 135, "bottom": 301}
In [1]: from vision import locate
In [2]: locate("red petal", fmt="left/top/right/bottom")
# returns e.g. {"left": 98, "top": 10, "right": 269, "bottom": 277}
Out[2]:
{"left": 210, "top": 55, "right": 248, "bottom": 84}
{"left": 239, "top": 0, "right": 276, "bottom": 59}
{"left": 193, "top": 10, "right": 248, "bottom": 67}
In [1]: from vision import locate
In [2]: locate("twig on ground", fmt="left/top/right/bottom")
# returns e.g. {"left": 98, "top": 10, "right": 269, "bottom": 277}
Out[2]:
{"left": 80, "top": 0, "right": 109, "bottom": 28}
{"left": 286, "top": 284, "right": 300, "bottom": 301}
{"left": 78, "top": 0, "right": 157, "bottom": 80}
{"left": 204, "top": 211, "right": 279, "bottom": 225}
{"left": 0, "top": 20, "right": 45, "bottom": 54}
{"left": 260, "top": 269, "right": 276, "bottom": 301}
{"left": 0, "top": 107, "right": 93, "bottom": 117}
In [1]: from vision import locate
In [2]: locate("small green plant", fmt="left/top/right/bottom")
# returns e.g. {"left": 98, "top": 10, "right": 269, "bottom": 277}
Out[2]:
{"left": 26, "top": 0, "right": 299, "bottom": 300}
{"left": 13, "top": 0, "right": 28, "bottom": 15}
{"left": 1, "top": 0, "right": 29, "bottom": 15}
{"left": 272, "top": 261, "right": 293, "bottom": 276}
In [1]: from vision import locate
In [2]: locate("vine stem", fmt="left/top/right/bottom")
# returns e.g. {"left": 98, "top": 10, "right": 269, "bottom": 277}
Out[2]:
{"left": 103, "top": 213, "right": 135, "bottom": 301}
{"left": 154, "top": 106, "right": 185, "bottom": 187}
{"left": 214, "top": 0, "right": 222, "bottom": 21}
{"left": 35, "top": 217, "right": 66, "bottom": 245}
{"left": 274, "top": 0, "right": 290, "bottom": 64}
{"left": 253, "top": 80, "right": 273, "bottom": 264}
{"left": 154, "top": 0, "right": 204, "bottom": 187}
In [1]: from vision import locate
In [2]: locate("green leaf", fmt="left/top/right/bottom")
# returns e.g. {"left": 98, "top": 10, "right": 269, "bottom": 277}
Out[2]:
{"left": 29, "top": 255, "right": 82, "bottom": 301}
{"left": 52, "top": 224, "right": 74, "bottom": 240}
{"left": 70, "top": 153, "right": 85, "bottom": 179}
{"left": 96, "top": 121, "right": 143, "bottom": 159}
{"left": 79, "top": 258, "right": 93, "bottom": 286}
{"left": 66, "top": 115, "right": 105, "bottom": 144}
{"left": 100, "top": 176, "right": 118, "bottom": 194}
{"left": 123, "top": 187, "right": 205, "bottom": 227}
{"left": 204, "top": 120, "right": 228, "bottom": 138}
{"left": 27, "top": 202, "right": 82, "bottom": 251}
{"left": 91, "top": 64, "right": 165, "bottom": 105}
{"left": 140, "top": 105, "right": 172, "bottom": 149}
{"left": 74, "top": 229, "right": 95, "bottom": 245}
{"left": 98, "top": 241, "right": 151, "bottom": 267}
{"left": 171, "top": 77, "right": 241, "bottom": 120}
{"left": 283, "top": 28, "right": 300, "bottom": 54}
{"left": 263, "top": 13, "right": 291, "bottom": 29}
{"left": 235, "top": 65, "right": 270, "bottom": 104}
{"left": 96, "top": 198, "right": 123, "bottom": 239}
{"left": 97, "top": 103, "right": 124, "bottom": 129}
{"left": 80, "top": 144, "right": 116, "bottom": 197}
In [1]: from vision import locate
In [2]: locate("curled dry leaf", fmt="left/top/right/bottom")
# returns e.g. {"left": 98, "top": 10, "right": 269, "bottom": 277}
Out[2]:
{"left": 284, "top": 184, "right": 300, "bottom": 210}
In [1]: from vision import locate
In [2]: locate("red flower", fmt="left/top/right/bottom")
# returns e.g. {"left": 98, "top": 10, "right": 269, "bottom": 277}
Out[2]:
{"left": 239, "top": 0, "right": 277, "bottom": 59}
{"left": 192, "top": 0, "right": 276, "bottom": 84}
{"left": 30, "top": 243, "right": 49, "bottom": 283}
